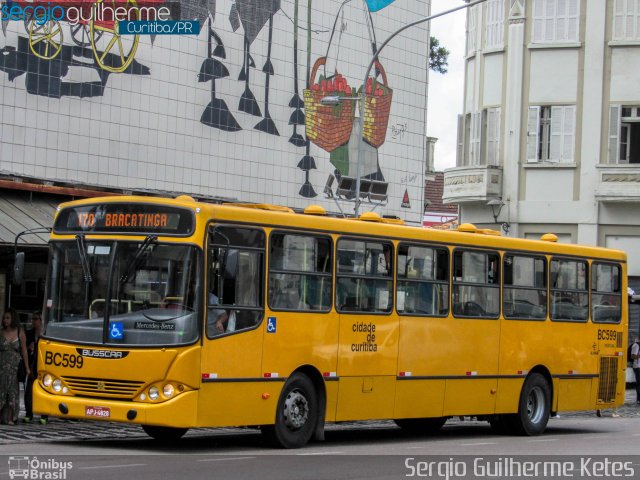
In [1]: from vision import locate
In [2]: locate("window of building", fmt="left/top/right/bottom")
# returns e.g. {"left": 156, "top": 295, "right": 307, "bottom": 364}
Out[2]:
{"left": 452, "top": 250, "right": 500, "bottom": 318}
{"left": 485, "top": 0, "right": 505, "bottom": 49}
{"left": 608, "top": 105, "right": 640, "bottom": 164}
{"left": 503, "top": 255, "right": 547, "bottom": 320}
{"left": 592, "top": 263, "right": 622, "bottom": 324}
{"left": 550, "top": 258, "right": 588, "bottom": 322}
{"left": 268, "top": 233, "right": 332, "bottom": 311}
{"left": 613, "top": 0, "right": 640, "bottom": 41}
{"left": 532, "top": 0, "right": 579, "bottom": 44}
{"left": 397, "top": 244, "right": 449, "bottom": 316}
{"left": 336, "top": 239, "right": 393, "bottom": 313}
{"left": 466, "top": 4, "right": 478, "bottom": 56}
{"left": 456, "top": 107, "right": 501, "bottom": 166}
{"left": 526, "top": 105, "right": 575, "bottom": 163}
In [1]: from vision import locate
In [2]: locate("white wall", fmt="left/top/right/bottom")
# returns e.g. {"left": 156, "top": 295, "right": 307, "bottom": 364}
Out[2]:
{"left": 606, "top": 235, "right": 640, "bottom": 276}
{"left": 529, "top": 50, "right": 578, "bottom": 103}
{"left": 611, "top": 48, "right": 640, "bottom": 101}
{"left": 482, "top": 53, "right": 503, "bottom": 107}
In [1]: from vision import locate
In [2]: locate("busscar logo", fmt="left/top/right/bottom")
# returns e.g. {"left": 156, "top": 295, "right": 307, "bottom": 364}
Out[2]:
{"left": 8, "top": 456, "right": 73, "bottom": 479}
{"left": 76, "top": 348, "right": 129, "bottom": 359}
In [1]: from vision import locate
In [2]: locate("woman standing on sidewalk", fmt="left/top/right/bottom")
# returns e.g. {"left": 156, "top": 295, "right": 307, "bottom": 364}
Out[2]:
{"left": 0, "top": 311, "right": 30, "bottom": 425}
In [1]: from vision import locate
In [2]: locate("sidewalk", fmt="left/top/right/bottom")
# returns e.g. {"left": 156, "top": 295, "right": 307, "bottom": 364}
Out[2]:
{"left": 1, "top": 387, "right": 638, "bottom": 445}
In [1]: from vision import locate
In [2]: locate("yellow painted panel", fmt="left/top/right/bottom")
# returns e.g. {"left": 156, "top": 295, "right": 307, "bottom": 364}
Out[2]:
{"left": 557, "top": 379, "right": 593, "bottom": 411}
{"left": 261, "top": 311, "right": 339, "bottom": 381}
{"left": 394, "top": 380, "right": 445, "bottom": 419}
{"left": 443, "top": 379, "right": 497, "bottom": 416}
{"left": 324, "top": 381, "right": 339, "bottom": 422}
{"left": 335, "top": 376, "right": 396, "bottom": 421}
{"left": 495, "top": 378, "right": 525, "bottom": 413}
{"left": 337, "top": 314, "right": 399, "bottom": 376}
{"left": 201, "top": 326, "right": 264, "bottom": 378}
{"left": 197, "top": 382, "right": 280, "bottom": 426}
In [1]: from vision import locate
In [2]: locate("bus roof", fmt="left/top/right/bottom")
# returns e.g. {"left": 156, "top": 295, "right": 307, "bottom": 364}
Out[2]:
{"left": 52, "top": 195, "right": 627, "bottom": 262}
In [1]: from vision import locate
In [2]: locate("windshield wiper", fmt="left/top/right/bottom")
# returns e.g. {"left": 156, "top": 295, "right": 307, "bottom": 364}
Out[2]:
{"left": 75, "top": 235, "right": 92, "bottom": 283}
{"left": 119, "top": 235, "right": 157, "bottom": 284}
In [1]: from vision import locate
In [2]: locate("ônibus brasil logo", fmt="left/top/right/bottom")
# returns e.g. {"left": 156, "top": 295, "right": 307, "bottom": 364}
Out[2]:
{"left": 8, "top": 456, "right": 73, "bottom": 480}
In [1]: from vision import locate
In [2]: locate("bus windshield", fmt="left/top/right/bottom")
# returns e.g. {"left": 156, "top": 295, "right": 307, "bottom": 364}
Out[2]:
{"left": 44, "top": 240, "right": 201, "bottom": 346}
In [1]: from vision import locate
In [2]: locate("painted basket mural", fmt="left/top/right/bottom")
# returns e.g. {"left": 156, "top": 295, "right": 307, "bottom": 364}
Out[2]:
{"left": 304, "top": 56, "right": 355, "bottom": 153}
{"left": 360, "top": 60, "right": 393, "bottom": 148}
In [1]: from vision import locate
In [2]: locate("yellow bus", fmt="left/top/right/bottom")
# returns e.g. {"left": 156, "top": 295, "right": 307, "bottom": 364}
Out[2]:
{"left": 29, "top": 195, "right": 627, "bottom": 448}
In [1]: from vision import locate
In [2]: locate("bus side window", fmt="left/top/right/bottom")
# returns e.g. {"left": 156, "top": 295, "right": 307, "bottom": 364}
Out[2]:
{"left": 592, "top": 262, "right": 622, "bottom": 324}
{"left": 550, "top": 258, "right": 588, "bottom": 322}
{"left": 207, "top": 226, "right": 265, "bottom": 337}
{"left": 396, "top": 243, "right": 449, "bottom": 317}
{"left": 336, "top": 238, "right": 393, "bottom": 314}
{"left": 452, "top": 249, "right": 500, "bottom": 319}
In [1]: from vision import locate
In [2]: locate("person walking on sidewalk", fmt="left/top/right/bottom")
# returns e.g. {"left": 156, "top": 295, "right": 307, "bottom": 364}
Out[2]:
{"left": 23, "top": 313, "right": 47, "bottom": 424}
{"left": 631, "top": 336, "right": 640, "bottom": 405}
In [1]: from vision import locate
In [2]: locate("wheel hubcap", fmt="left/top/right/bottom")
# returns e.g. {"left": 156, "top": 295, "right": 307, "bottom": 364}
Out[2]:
{"left": 527, "top": 386, "right": 545, "bottom": 424}
{"left": 283, "top": 389, "right": 309, "bottom": 431}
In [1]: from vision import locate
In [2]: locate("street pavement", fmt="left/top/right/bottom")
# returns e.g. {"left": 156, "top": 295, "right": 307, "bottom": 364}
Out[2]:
{"left": 1, "top": 387, "right": 638, "bottom": 445}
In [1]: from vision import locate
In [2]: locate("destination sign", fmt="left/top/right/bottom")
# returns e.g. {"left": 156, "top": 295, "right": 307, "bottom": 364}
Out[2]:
{"left": 54, "top": 203, "right": 195, "bottom": 235}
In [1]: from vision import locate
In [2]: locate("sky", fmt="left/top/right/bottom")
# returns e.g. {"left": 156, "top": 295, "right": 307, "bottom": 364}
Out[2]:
{"left": 427, "top": 0, "right": 467, "bottom": 171}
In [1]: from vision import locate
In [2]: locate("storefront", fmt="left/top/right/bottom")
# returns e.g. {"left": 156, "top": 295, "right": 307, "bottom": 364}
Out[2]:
{"left": 0, "top": 187, "right": 68, "bottom": 327}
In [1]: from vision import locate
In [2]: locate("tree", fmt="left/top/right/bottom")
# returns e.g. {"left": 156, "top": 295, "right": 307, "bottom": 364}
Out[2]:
{"left": 429, "top": 36, "right": 450, "bottom": 74}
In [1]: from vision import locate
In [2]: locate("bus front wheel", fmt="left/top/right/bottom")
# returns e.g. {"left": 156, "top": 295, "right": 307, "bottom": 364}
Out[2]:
{"left": 261, "top": 373, "right": 318, "bottom": 449}
{"left": 508, "top": 373, "right": 550, "bottom": 436}
{"left": 142, "top": 425, "right": 188, "bottom": 441}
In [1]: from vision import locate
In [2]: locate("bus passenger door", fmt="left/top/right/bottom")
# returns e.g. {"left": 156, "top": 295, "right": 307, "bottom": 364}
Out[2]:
{"left": 199, "top": 226, "right": 270, "bottom": 427}
{"left": 334, "top": 239, "right": 399, "bottom": 421}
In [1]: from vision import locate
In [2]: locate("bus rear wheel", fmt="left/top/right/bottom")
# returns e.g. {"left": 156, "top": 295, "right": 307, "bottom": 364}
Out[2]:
{"left": 394, "top": 417, "right": 446, "bottom": 433}
{"left": 142, "top": 425, "right": 188, "bottom": 441}
{"left": 261, "top": 373, "right": 318, "bottom": 449}
{"left": 507, "top": 373, "right": 550, "bottom": 436}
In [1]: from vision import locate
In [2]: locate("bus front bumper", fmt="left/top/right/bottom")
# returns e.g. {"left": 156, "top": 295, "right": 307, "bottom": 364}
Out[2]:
{"left": 33, "top": 382, "right": 198, "bottom": 427}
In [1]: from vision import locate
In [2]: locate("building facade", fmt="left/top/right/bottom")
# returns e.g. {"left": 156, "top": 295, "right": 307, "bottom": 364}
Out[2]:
{"left": 443, "top": 0, "right": 640, "bottom": 313}
{"left": 0, "top": 1, "right": 434, "bottom": 314}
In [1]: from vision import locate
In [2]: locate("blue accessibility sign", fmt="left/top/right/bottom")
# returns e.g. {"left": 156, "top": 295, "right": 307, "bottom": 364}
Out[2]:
{"left": 109, "top": 322, "right": 124, "bottom": 340}
{"left": 266, "top": 317, "right": 276, "bottom": 333}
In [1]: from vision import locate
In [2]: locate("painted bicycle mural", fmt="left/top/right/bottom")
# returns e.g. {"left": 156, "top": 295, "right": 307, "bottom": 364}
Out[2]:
{"left": 14, "top": 0, "right": 158, "bottom": 72}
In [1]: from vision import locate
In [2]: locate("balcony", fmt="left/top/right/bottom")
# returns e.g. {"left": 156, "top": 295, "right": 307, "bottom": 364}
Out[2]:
{"left": 442, "top": 165, "right": 503, "bottom": 204}
{"left": 595, "top": 165, "right": 640, "bottom": 202}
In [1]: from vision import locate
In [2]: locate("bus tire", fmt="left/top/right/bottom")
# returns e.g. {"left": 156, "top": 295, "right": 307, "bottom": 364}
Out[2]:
{"left": 261, "top": 373, "right": 318, "bottom": 449}
{"left": 508, "top": 373, "right": 550, "bottom": 436}
{"left": 142, "top": 425, "right": 188, "bottom": 441}
{"left": 394, "top": 417, "right": 446, "bottom": 433}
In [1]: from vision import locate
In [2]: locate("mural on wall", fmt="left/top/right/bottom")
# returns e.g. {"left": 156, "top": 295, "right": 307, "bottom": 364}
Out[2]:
{"left": 0, "top": 0, "right": 426, "bottom": 218}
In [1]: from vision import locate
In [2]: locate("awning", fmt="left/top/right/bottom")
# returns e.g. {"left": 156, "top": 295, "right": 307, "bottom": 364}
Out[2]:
{"left": 0, "top": 190, "right": 63, "bottom": 246}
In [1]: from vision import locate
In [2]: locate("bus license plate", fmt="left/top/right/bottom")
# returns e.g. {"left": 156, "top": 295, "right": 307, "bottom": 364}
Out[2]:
{"left": 85, "top": 406, "right": 110, "bottom": 418}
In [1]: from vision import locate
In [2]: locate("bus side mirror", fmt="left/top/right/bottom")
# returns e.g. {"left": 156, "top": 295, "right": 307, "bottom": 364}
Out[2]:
{"left": 13, "top": 252, "right": 25, "bottom": 286}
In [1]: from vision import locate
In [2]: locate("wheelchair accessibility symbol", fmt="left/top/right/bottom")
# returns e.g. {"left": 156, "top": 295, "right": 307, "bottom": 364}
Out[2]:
{"left": 109, "top": 322, "right": 124, "bottom": 340}
{"left": 267, "top": 317, "right": 276, "bottom": 333}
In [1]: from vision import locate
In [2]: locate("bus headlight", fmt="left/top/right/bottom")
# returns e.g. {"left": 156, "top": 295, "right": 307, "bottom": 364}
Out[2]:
{"left": 149, "top": 386, "right": 159, "bottom": 401}
{"left": 43, "top": 374, "right": 53, "bottom": 388}
{"left": 52, "top": 379, "right": 62, "bottom": 393}
{"left": 163, "top": 384, "right": 175, "bottom": 398}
